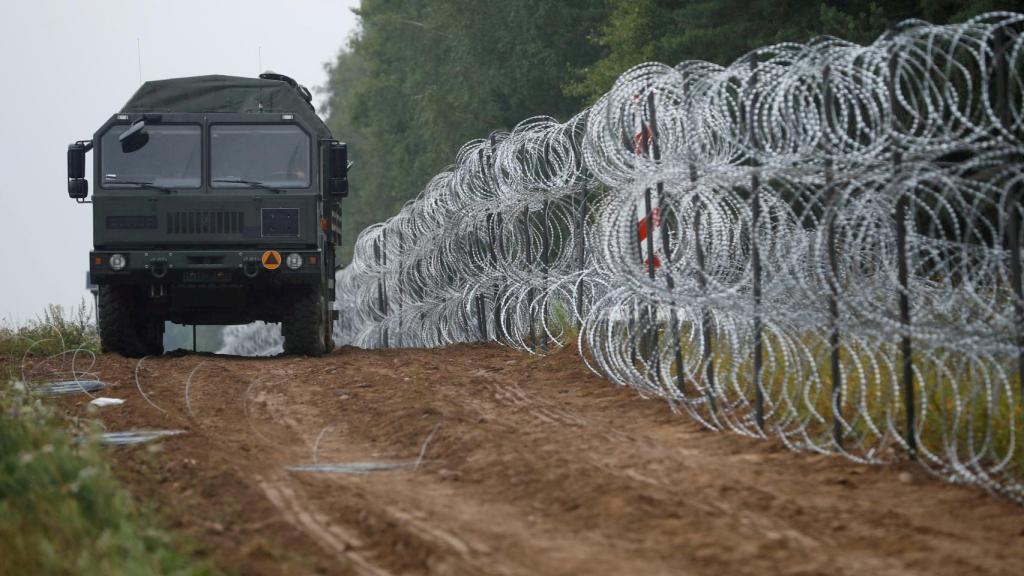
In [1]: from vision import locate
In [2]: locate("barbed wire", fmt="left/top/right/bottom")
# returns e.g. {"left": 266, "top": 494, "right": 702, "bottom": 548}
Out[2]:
{"left": 223, "top": 12, "right": 1024, "bottom": 502}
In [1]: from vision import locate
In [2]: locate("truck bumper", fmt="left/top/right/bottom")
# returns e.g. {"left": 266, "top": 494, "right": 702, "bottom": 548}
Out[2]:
{"left": 90, "top": 249, "right": 323, "bottom": 284}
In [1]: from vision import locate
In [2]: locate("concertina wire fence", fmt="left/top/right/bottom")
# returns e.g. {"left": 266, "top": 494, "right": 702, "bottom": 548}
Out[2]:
{"left": 223, "top": 12, "right": 1024, "bottom": 502}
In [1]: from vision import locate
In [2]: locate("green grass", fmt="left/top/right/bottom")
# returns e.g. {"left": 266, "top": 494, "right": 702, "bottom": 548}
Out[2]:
{"left": 0, "top": 301, "right": 100, "bottom": 359}
{"left": 0, "top": 380, "right": 219, "bottom": 575}
{"left": 545, "top": 299, "right": 581, "bottom": 345}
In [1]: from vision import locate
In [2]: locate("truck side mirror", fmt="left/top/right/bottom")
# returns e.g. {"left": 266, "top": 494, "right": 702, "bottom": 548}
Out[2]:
{"left": 68, "top": 142, "right": 87, "bottom": 179}
{"left": 68, "top": 178, "right": 89, "bottom": 200}
{"left": 328, "top": 142, "right": 348, "bottom": 178}
{"left": 67, "top": 141, "right": 92, "bottom": 201}
{"left": 327, "top": 141, "right": 349, "bottom": 197}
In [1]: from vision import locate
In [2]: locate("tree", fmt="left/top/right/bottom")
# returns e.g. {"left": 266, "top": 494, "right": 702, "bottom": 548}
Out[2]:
{"left": 320, "top": 0, "right": 607, "bottom": 264}
{"left": 321, "top": 0, "right": 1024, "bottom": 263}
{"left": 567, "top": 0, "right": 1024, "bottom": 103}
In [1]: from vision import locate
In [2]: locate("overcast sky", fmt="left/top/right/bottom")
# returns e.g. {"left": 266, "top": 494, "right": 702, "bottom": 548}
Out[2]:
{"left": 0, "top": 0, "right": 359, "bottom": 323}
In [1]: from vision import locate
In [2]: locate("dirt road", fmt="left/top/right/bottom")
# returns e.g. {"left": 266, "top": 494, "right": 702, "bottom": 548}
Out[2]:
{"left": 53, "top": 344, "right": 1023, "bottom": 575}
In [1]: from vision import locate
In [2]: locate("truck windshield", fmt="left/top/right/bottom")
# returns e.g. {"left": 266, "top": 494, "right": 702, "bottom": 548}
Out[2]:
{"left": 101, "top": 125, "right": 201, "bottom": 189}
{"left": 210, "top": 125, "right": 310, "bottom": 189}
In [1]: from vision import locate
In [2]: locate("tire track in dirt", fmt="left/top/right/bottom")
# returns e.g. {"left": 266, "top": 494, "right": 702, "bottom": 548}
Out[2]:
{"left": 257, "top": 475, "right": 390, "bottom": 576}
{"left": 35, "top": 344, "right": 1024, "bottom": 576}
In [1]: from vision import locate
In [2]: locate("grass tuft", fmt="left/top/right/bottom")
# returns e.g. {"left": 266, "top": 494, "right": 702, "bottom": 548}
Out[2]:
{"left": 0, "top": 383, "right": 218, "bottom": 576}
{"left": 0, "top": 300, "right": 100, "bottom": 359}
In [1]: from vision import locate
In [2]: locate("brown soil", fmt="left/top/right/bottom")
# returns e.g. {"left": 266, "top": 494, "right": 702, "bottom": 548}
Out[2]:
{"left": 47, "top": 344, "right": 1024, "bottom": 575}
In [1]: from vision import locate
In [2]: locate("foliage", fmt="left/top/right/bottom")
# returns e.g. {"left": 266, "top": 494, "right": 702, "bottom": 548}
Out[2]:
{"left": 0, "top": 301, "right": 100, "bottom": 359}
{"left": 568, "top": 0, "right": 1024, "bottom": 102}
{"left": 0, "top": 385, "right": 218, "bottom": 576}
{"left": 320, "top": 0, "right": 608, "bottom": 264}
{"left": 320, "top": 0, "right": 1024, "bottom": 263}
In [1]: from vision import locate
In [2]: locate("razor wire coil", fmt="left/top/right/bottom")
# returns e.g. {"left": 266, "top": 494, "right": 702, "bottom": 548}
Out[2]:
{"left": 223, "top": 12, "right": 1024, "bottom": 503}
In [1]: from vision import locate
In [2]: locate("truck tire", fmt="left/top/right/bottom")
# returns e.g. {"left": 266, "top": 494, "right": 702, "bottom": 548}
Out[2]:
{"left": 98, "top": 286, "right": 164, "bottom": 357}
{"left": 98, "top": 286, "right": 141, "bottom": 357}
{"left": 282, "top": 287, "right": 327, "bottom": 356}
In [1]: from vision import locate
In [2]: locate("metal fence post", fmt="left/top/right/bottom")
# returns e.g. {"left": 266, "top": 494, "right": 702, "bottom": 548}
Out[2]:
{"left": 382, "top": 229, "right": 390, "bottom": 349}
{"left": 475, "top": 225, "right": 488, "bottom": 342}
{"left": 823, "top": 64, "right": 844, "bottom": 447}
{"left": 476, "top": 287, "right": 488, "bottom": 342}
{"left": 576, "top": 180, "right": 589, "bottom": 326}
{"left": 648, "top": 91, "right": 686, "bottom": 397}
{"left": 474, "top": 148, "right": 490, "bottom": 343}
{"left": 541, "top": 196, "right": 551, "bottom": 352}
{"left": 631, "top": 200, "right": 643, "bottom": 367}
{"left": 896, "top": 186, "right": 915, "bottom": 454}
{"left": 751, "top": 170, "right": 764, "bottom": 433}
{"left": 889, "top": 51, "right": 916, "bottom": 455}
{"left": 633, "top": 101, "right": 658, "bottom": 374}
{"left": 748, "top": 56, "right": 765, "bottom": 433}
{"left": 641, "top": 97, "right": 658, "bottom": 367}
{"left": 487, "top": 134, "right": 504, "bottom": 343}
{"left": 524, "top": 204, "right": 536, "bottom": 349}
{"left": 643, "top": 182, "right": 659, "bottom": 375}
{"left": 644, "top": 190, "right": 656, "bottom": 281}
{"left": 828, "top": 179, "right": 843, "bottom": 448}
{"left": 396, "top": 228, "right": 404, "bottom": 348}
{"left": 373, "top": 235, "right": 385, "bottom": 348}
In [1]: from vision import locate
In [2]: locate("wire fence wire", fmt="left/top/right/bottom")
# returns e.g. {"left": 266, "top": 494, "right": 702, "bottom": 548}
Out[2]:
{"left": 222, "top": 12, "right": 1024, "bottom": 502}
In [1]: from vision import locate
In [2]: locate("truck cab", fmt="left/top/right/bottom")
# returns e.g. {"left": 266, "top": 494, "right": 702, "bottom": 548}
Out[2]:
{"left": 66, "top": 73, "right": 348, "bottom": 357}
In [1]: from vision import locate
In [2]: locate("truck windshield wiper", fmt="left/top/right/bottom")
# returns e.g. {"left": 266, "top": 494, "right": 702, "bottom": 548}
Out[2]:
{"left": 107, "top": 180, "right": 175, "bottom": 194}
{"left": 213, "top": 178, "right": 284, "bottom": 193}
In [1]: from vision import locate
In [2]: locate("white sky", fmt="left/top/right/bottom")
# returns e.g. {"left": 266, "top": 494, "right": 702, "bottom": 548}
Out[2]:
{"left": 0, "top": 0, "right": 359, "bottom": 322}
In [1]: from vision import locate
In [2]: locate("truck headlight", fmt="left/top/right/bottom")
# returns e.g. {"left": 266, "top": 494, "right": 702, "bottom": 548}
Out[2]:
{"left": 286, "top": 253, "right": 302, "bottom": 270}
{"left": 110, "top": 253, "right": 127, "bottom": 271}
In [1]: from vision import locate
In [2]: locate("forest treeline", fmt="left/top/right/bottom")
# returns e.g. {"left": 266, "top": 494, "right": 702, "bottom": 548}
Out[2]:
{"left": 320, "top": 0, "right": 1023, "bottom": 264}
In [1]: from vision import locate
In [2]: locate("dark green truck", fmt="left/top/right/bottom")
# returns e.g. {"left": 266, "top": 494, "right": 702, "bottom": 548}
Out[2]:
{"left": 67, "top": 73, "right": 348, "bottom": 357}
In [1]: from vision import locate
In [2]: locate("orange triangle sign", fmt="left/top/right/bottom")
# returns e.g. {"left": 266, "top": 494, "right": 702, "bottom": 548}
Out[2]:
{"left": 262, "top": 250, "right": 282, "bottom": 270}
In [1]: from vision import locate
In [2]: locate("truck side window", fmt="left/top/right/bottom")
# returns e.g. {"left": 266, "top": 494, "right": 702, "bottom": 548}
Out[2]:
{"left": 210, "top": 125, "right": 311, "bottom": 189}
{"left": 101, "top": 125, "right": 201, "bottom": 189}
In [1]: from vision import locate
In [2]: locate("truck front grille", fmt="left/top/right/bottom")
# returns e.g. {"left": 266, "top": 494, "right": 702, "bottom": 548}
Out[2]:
{"left": 167, "top": 211, "right": 244, "bottom": 235}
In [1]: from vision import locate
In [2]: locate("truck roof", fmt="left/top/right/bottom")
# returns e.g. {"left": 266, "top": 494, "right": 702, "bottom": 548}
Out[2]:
{"left": 120, "top": 74, "right": 332, "bottom": 138}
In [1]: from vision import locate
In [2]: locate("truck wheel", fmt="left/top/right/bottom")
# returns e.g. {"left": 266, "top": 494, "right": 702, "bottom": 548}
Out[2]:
{"left": 282, "top": 287, "right": 327, "bottom": 356}
{"left": 98, "top": 285, "right": 143, "bottom": 357}
{"left": 98, "top": 286, "right": 164, "bottom": 357}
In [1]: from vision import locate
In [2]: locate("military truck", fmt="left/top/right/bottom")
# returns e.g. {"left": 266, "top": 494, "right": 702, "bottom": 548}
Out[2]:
{"left": 66, "top": 73, "right": 348, "bottom": 357}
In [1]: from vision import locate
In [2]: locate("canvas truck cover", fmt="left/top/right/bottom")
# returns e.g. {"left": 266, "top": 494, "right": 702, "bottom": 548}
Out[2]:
{"left": 120, "top": 74, "right": 331, "bottom": 138}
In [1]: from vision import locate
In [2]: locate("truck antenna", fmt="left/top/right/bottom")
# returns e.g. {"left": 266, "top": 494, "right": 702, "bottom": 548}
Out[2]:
{"left": 258, "top": 45, "right": 263, "bottom": 111}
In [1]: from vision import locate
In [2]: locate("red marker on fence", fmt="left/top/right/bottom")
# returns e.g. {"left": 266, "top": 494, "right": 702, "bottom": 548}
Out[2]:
{"left": 634, "top": 108, "right": 660, "bottom": 272}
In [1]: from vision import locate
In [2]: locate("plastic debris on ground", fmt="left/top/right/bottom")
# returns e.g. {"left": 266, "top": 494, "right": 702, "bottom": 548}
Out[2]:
{"left": 37, "top": 380, "right": 106, "bottom": 396}
{"left": 99, "top": 430, "right": 186, "bottom": 446}
{"left": 89, "top": 397, "right": 126, "bottom": 407}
